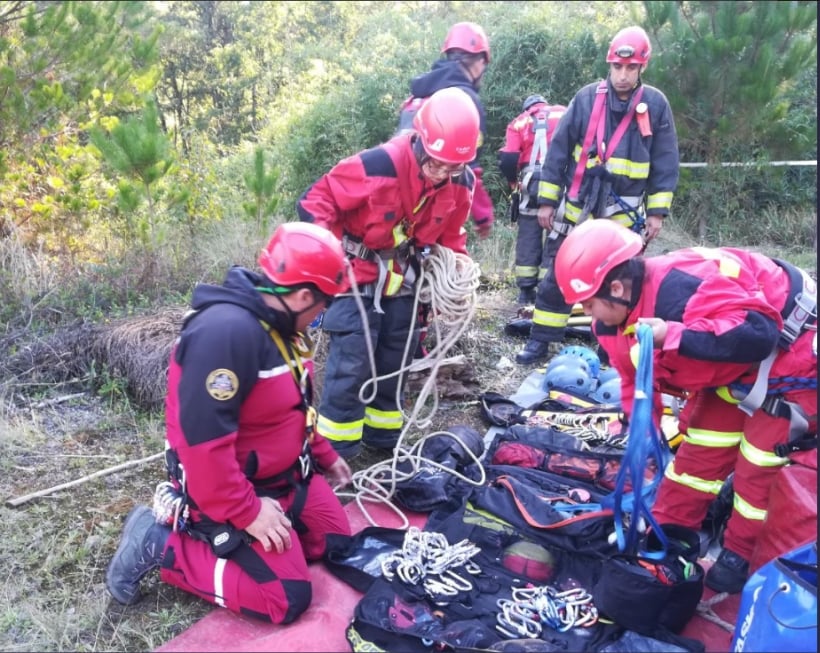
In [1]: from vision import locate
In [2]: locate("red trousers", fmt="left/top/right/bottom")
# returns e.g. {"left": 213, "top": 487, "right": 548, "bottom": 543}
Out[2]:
{"left": 653, "top": 332, "right": 817, "bottom": 561}
{"left": 160, "top": 474, "right": 350, "bottom": 623}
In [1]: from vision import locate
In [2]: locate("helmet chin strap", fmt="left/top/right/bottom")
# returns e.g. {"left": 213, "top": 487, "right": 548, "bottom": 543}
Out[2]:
{"left": 257, "top": 285, "right": 322, "bottom": 334}
{"left": 596, "top": 260, "right": 645, "bottom": 311}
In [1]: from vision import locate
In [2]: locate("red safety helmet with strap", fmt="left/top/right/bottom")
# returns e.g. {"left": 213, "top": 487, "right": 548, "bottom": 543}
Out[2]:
{"left": 555, "top": 220, "right": 643, "bottom": 303}
{"left": 259, "top": 222, "right": 350, "bottom": 296}
{"left": 413, "top": 87, "right": 480, "bottom": 164}
{"left": 442, "top": 22, "right": 491, "bottom": 62}
{"left": 606, "top": 26, "right": 652, "bottom": 66}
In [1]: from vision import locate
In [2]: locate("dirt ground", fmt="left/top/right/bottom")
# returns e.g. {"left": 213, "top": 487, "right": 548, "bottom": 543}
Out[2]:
{"left": 1, "top": 285, "right": 576, "bottom": 651}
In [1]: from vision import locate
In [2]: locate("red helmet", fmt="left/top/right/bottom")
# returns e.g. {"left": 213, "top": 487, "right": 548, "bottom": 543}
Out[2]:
{"left": 259, "top": 222, "right": 349, "bottom": 296}
{"left": 606, "top": 26, "right": 652, "bottom": 66}
{"left": 413, "top": 87, "right": 480, "bottom": 164}
{"left": 442, "top": 22, "right": 491, "bottom": 62}
{"left": 555, "top": 220, "right": 643, "bottom": 303}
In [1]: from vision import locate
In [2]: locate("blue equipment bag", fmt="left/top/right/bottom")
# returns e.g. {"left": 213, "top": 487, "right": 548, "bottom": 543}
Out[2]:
{"left": 731, "top": 540, "right": 817, "bottom": 652}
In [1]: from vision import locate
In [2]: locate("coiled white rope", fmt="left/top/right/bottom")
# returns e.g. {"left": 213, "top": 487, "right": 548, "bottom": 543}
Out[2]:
{"left": 334, "top": 245, "right": 486, "bottom": 527}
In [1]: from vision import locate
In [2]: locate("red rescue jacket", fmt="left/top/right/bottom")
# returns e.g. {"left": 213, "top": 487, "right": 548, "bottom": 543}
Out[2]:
{"left": 296, "top": 133, "right": 474, "bottom": 288}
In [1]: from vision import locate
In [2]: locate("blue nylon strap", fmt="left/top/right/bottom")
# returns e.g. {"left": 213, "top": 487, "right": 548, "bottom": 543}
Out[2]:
{"left": 602, "top": 324, "right": 673, "bottom": 558}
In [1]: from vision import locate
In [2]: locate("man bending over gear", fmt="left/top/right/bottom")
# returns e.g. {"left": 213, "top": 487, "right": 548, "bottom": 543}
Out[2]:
{"left": 555, "top": 219, "right": 817, "bottom": 594}
{"left": 297, "top": 87, "right": 480, "bottom": 459}
{"left": 516, "top": 25, "right": 679, "bottom": 365}
{"left": 106, "top": 222, "right": 353, "bottom": 624}
{"left": 397, "top": 21, "right": 494, "bottom": 239}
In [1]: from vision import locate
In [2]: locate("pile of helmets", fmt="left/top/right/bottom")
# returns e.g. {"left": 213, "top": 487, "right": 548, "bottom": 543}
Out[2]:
{"left": 539, "top": 345, "right": 622, "bottom": 405}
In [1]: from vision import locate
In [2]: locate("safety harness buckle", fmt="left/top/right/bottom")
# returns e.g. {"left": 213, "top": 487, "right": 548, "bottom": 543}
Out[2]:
{"left": 341, "top": 234, "right": 374, "bottom": 261}
{"left": 779, "top": 278, "right": 817, "bottom": 350}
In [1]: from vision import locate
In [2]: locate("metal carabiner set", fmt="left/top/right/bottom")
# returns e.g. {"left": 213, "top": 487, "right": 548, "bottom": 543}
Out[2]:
{"left": 380, "top": 527, "right": 482, "bottom": 602}
{"left": 495, "top": 584, "right": 598, "bottom": 638}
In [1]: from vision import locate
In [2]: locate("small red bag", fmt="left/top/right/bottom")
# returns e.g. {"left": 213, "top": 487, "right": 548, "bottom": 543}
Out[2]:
{"left": 749, "top": 447, "right": 817, "bottom": 573}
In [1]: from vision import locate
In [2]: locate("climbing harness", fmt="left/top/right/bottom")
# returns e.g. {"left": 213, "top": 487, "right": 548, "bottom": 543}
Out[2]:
{"left": 733, "top": 262, "right": 817, "bottom": 444}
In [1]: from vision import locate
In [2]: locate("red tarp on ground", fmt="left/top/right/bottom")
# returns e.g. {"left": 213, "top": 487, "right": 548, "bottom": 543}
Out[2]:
{"left": 156, "top": 499, "right": 740, "bottom": 653}
{"left": 155, "top": 501, "right": 427, "bottom": 653}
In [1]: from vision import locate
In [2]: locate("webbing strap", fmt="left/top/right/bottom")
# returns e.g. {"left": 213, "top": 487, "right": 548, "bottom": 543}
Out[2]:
{"left": 605, "top": 324, "right": 672, "bottom": 558}
{"left": 738, "top": 266, "right": 817, "bottom": 417}
{"left": 528, "top": 114, "right": 549, "bottom": 170}
{"left": 595, "top": 86, "right": 644, "bottom": 166}
{"left": 567, "top": 81, "right": 607, "bottom": 200}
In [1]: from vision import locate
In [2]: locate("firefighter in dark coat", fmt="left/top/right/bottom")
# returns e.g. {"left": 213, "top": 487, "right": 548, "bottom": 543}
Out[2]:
{"left": 498, "top": 95, "right": 567, "bottom": 304}
{"left": 107, "top": 223, "right": 353, "bottom": 624}
{"left": 555, "top": 219, "right": 817, "bottom": 594}
{"left": 398, "top": 22, "right": 494, "bottom": 239}
{"left": 297, "top": 87, "right": 480, "bottom": 459}
{"left": 516, "top": 26, "right": 680, "bottom": 365}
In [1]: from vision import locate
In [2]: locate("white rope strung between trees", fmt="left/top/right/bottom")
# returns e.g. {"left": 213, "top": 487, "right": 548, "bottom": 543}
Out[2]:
{"left": 336, "top": 245, "right": 487, "bottom": 527}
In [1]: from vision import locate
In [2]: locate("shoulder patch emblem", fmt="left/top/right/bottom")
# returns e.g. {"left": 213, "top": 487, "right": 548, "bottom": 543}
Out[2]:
{"left": 206, "top": 369, "right": 239, "bottom": 401}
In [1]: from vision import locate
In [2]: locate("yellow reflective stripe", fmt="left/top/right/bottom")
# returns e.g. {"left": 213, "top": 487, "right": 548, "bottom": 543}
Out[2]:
{"left": 664, "top": 465, "right": 725, "bottom": 495}
{"left": 740, "top": 436, "right": 789, "bottom": 467}
{"left": 516, "top": 265, "right": 539, "bottom": 277}
{"left": 646, "top": 191, "right": 673, "bottom": 211}
{"left": 537, "top": 268, "right": 547, "bottom": 280}
{"left": 691, "top": 247, "right": 741, "bottom": 278}
{"left": 533, "top": 308, "right": 570, "bottom": 328}
{"left": 606, "top": 157, "right": 649, "bottom": 180}
{"left": 384, "top": 270, "right": 404, "bottom": 296}
{"left": 684, "top": 427, "right": 742, "bottom": 448}
{"left": 734, "top": 492, "right": 767, "bottom": 522}
{"left": 316, "top": 414, "right": 363, "bottom": 442}
{"left": 537, "top": 180, "right": 561, "bottom": 201}
{"left": 719, "top": 257, "right": 741, "bottom": 278}
{"left": 715, "top": 386, "right": 741, "bottom": 404}
{"left": 610, "top": 213, "right": 634, "bottom": 228}
{"left": 392, "top": 223, "right": 408, "bottom": 246}
{"left": 364, "top": 406, "right": 403, "bottom": 430}
{"left": 564, "top": 203, "right": 582, "bottom": 220}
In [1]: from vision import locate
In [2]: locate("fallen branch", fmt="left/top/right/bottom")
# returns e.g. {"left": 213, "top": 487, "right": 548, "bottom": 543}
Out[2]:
{"left": 5, "top": 451, "right": 164, "bottom": 508}
{"left": 32, "top": 392, "right": 87, "bottom": 409}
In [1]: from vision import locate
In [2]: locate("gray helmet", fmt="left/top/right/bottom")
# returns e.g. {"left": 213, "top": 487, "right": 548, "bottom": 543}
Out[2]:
{"left": 540, "top": 362, "right": 594, "bottom": 395}
{"left": 597, "top": 366, "right": 621, "bottom": 385}
{"left": 591, "top": 377, "right": 621, "bottom": 405}
{"left": 557, "top": 345, "right": 601, "bottom": 378}
{"left": 522, "top": 94, "right": 547, "bottom": 112}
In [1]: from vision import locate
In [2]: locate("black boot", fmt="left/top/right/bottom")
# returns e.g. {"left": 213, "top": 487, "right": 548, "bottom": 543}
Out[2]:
{"left": 515, "top": 339, "right": 553, "bottom": 365}
{"left": 504, "top": 318, "right": 533, "bottom": 338}
{"left": 705, "top": 547, "right": 750, "bottom": 594}
{"left": 106, "top": 505, "right": 171, "bottom": 605}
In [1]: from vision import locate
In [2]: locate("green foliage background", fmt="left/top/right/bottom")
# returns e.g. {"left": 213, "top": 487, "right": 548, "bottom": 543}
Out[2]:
{"left": 0, "top": 0, "right": 816, "bottom": 330}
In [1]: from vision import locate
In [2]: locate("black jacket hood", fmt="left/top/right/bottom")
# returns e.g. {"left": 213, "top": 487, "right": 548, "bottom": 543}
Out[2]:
{"left": 189, "top": 266, "right": 295, "bottom": 337}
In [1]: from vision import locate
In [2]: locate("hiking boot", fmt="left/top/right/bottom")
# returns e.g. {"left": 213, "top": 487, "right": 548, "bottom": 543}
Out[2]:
{"left": 517, "top": 287, "right": 537, "bottom": 305}
{"left": 504, "top": 318, "right": 533, "bottom": 338}
{"left": 705, "top": 547, "right": 750, "bottom": 594}
{"left": 106, "top": 505, "right": 170, "bottom": 605}
{"left": 515, "top": 339, "right": 554, "bottom": 365}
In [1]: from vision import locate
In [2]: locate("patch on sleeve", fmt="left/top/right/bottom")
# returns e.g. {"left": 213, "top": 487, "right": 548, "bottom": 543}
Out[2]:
{"left": 205, "top": 369, "right": 239, "bottom": 401}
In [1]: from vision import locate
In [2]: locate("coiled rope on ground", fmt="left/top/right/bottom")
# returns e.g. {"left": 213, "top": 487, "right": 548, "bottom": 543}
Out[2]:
{"left": 334, "top": 245, "right": 487, "bottom": 527}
